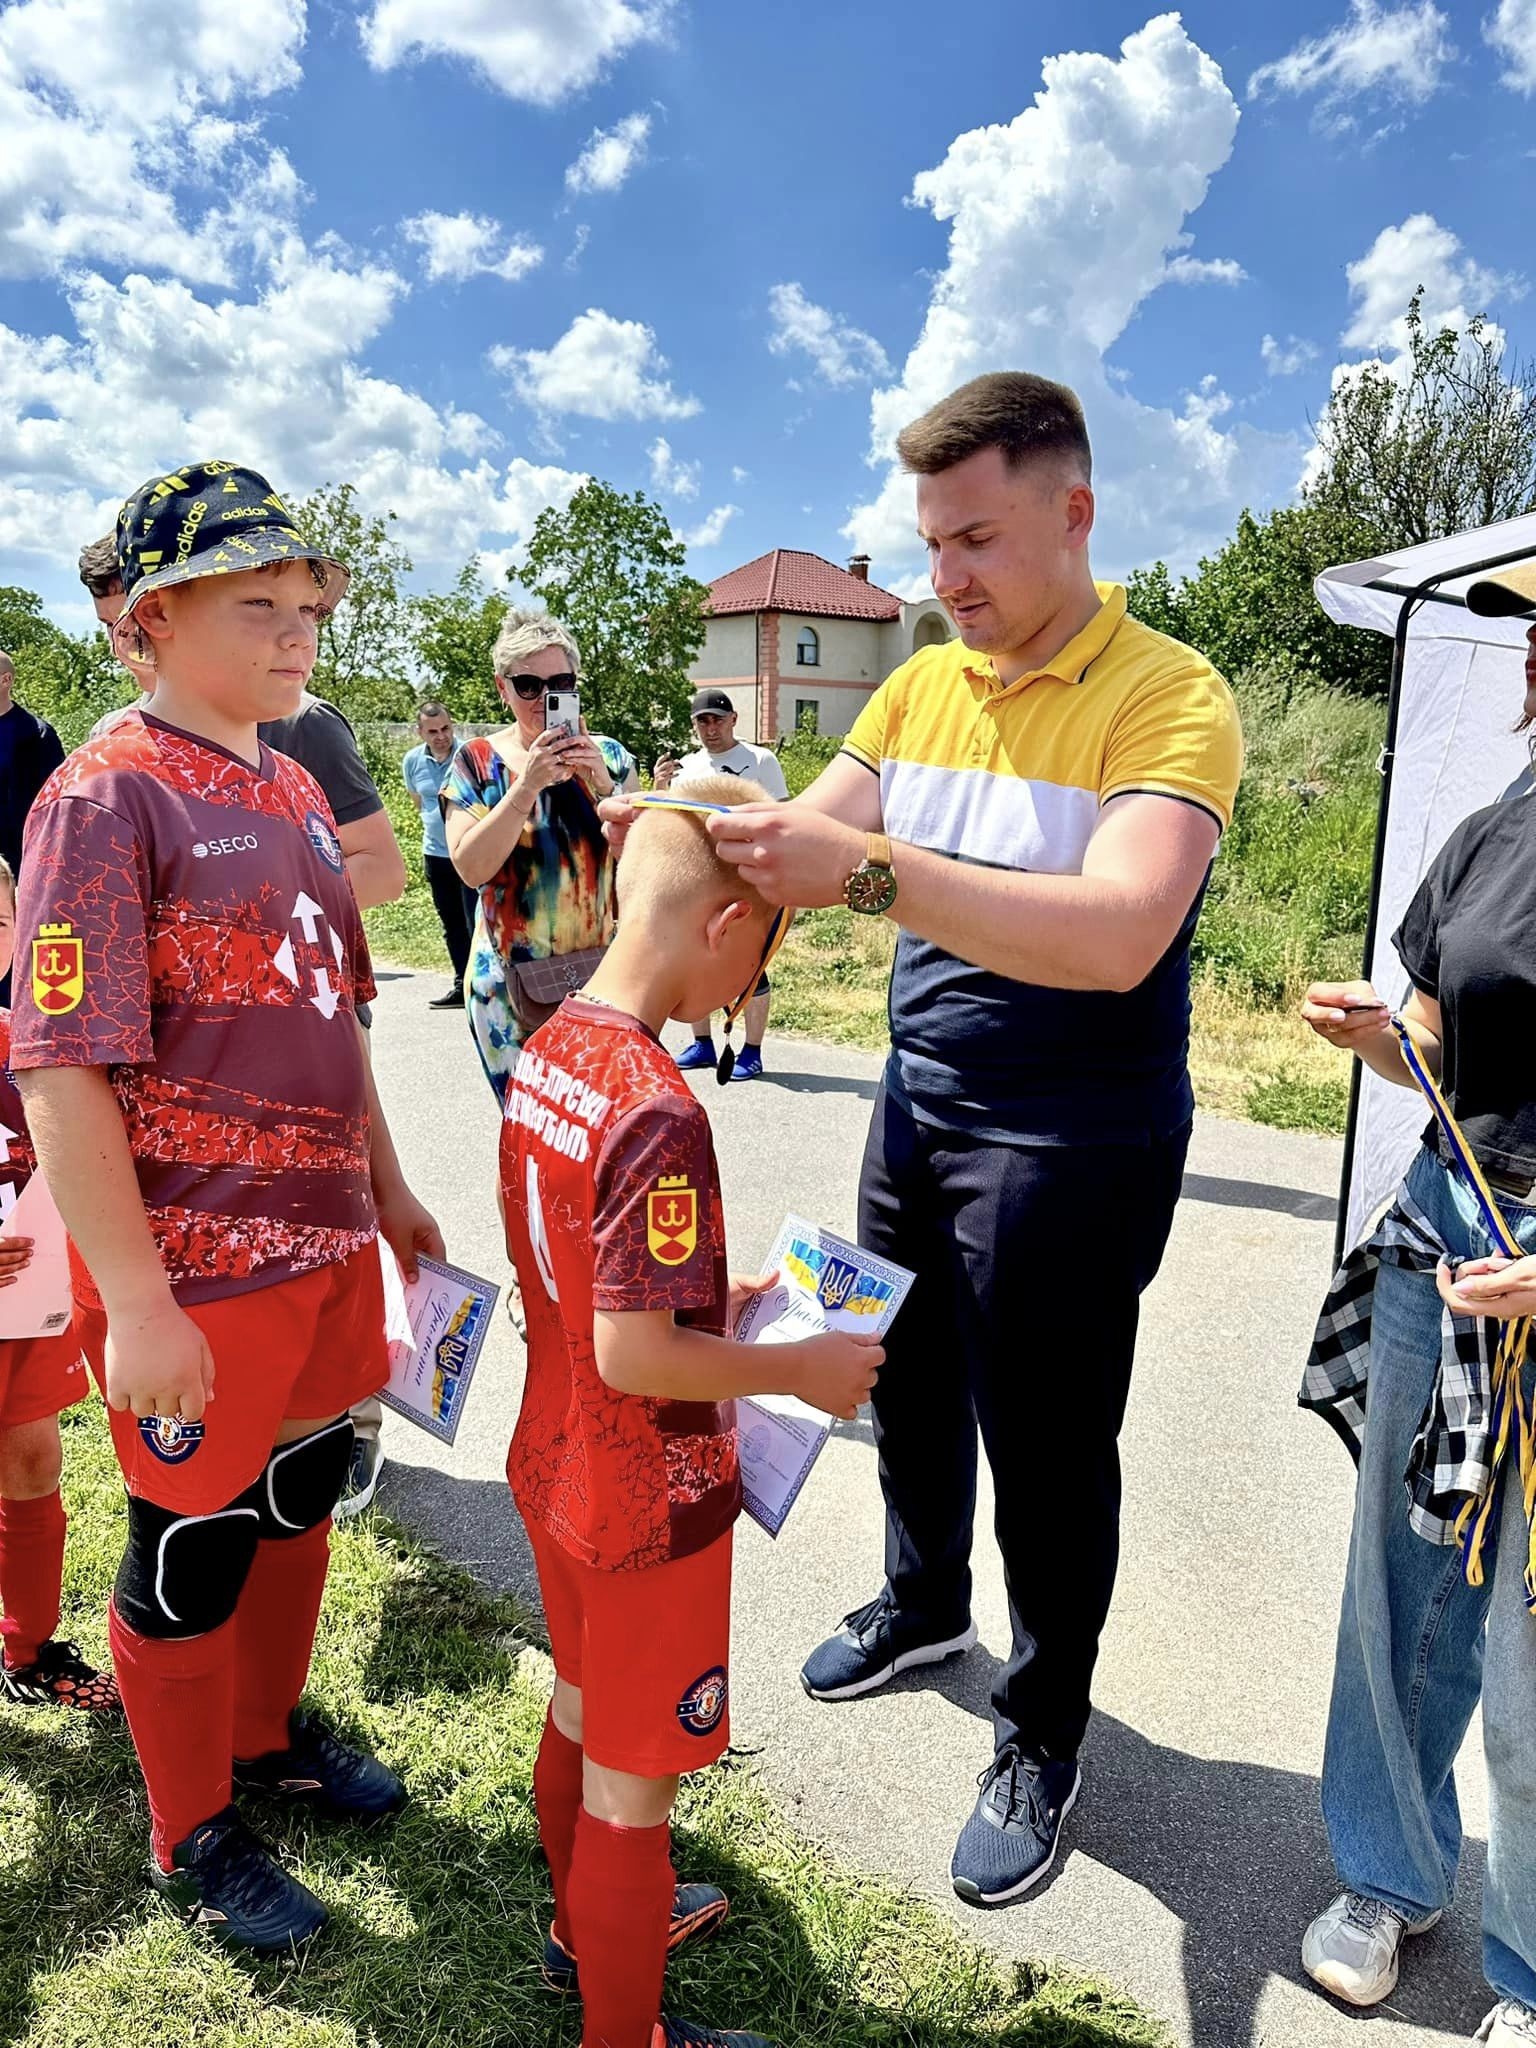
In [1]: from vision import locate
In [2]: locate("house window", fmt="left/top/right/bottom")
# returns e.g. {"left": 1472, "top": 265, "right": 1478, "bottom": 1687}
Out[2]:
{"left": 796, "top": 626, "right": 820, "bottom": 667}
{"left": 794, "top": 700, "right": 819, "bottom": 735}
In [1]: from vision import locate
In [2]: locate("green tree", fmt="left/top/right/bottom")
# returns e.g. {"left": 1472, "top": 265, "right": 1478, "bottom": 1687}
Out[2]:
{"left": 0, "top": 586, "right": 125, "bottom": 747}
{"left": 519, "top": 481, "right": 709, "bottom": 764}
{"left": 292, "top": 483, "right": 416, "bottom": 721}
{"left": 411, "top": 558, "right": 507, "bottom": 721}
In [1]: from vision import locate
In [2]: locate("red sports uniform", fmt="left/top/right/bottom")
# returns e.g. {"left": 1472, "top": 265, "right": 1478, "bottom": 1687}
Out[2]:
{"left": 10, "top": 710, "right": 386, "bottom": 1512}
{"left": 501, "top": 996, "right": 739, "bottom": 1777}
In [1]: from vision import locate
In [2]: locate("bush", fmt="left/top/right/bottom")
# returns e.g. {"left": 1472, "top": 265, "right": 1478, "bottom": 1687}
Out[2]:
{"left": 775, "top": 726, "right": 842, "bottom": 797}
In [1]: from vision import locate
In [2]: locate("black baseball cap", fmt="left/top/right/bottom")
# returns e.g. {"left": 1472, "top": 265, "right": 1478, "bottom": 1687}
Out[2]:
{"left": 690, "top": 687, "right": 735, "bottom": 717}
{"left": 113, "top": 462, "right": 349, "bottom": 638}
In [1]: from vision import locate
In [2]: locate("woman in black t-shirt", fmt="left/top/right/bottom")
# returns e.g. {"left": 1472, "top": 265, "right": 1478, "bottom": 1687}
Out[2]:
{"left": 1294, "top": 613, "right": 1536, "bottom": 2046}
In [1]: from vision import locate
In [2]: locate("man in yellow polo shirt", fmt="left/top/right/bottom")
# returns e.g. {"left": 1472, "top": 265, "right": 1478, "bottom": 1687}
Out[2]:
{"left": 706, "top": 370, "right": 1243, "bottom": 1905}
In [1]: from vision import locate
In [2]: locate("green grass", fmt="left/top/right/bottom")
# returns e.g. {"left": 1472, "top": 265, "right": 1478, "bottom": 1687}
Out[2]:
{"left": 1, "top": 1401, "right": 1168, "bottom": 2048}
{"left": 1242, "top": 1065, "right": 1354, "bottom": 1135}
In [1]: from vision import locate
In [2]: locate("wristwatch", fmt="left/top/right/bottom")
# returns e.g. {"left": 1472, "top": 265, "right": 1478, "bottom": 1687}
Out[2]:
{"left": 844, "top": 832, "right": 898, "bottom": 916}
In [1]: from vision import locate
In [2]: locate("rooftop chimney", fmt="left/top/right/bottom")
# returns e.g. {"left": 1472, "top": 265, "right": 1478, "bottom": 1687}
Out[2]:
{"left": 848, "top": 554, "right": 871, "bottom": 582}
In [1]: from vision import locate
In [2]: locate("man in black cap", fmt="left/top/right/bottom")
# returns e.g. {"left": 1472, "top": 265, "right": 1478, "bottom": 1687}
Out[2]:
{"left": 655, "top": 689, "right": 788, "bottom": 1080}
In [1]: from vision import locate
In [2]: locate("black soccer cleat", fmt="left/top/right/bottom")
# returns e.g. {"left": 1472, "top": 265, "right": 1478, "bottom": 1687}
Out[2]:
{"left": 234, "top": 1709, "right": 406, "bottom": 1822}
{"left": 542, "top": 1881, "right": 730, "bottom": 1992}
{"left": 653, "top": 2018, "right": 777, "bottom": 2048}
{"left": 150, "top": 1806, "right": 328, "bottom": 1954}
{"left": 0, "top": 1638, "right": 121, "bottom": 1712}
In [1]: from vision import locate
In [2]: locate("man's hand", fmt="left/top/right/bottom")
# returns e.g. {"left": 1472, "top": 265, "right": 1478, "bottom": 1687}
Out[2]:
{"left": 654, "top": 755, "right": 681, "bottom": 790}
{"left": 104, "top": 1299, "right": 216, "bottom": 1421}
{"left": 1301, "top": 981, "right": 1392, "bottom": 1051}
{"left": 1437, "top": 1253, "right": 1536, "bottom": 1320}
{"left": 378, "top": 1186, "right": 446, "bottom": 1286}
{"left": 785, "top": 1331, "right": 884, "bottom": 1421}
{"left": 0, "top": 1237, "right": 35, "bottom": 1287}
{"left": 706, "top": 804, "right": 865, "bottom": 908}
{"left": 728, "top": 1268, "right": 778, "bottom": 1331}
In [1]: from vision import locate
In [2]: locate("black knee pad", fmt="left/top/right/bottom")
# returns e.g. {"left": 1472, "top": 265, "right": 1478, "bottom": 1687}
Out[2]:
{"left": 254, "top": 1418, "right": 354, "bottom": 1539}
{"left": 115, "top": 1493, "right": 262, "bottom": 1640}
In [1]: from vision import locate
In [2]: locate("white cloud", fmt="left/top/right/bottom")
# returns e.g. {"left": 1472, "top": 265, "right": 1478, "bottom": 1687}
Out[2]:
{"left": 845, "top": 14, "right": 1300, "bottom": 582}
{"left": 647, "top": 435, "right": 700, "bottom": 498}
{"left": 1487, "top": 0, "right": 1536, "bottom": 92}
{"left": 767, "top": 283, "right": 890, "bottom": 387}
{"left": 1163, "top": 253, "right": 1247, "bottom": 285}
{"left": 680, "top": 504, "right": 738, "bottom": 549}
{"left": 360, "top": 0, "right": 671, "bottom": 105}
{"left": 0, "top": 0, "right": 309, "bottom": 282}
{"left": 565, "top": 111, "right": 652, "bottom": 195}
{"left": 1342, "top": 212, "right": 1510, "bottom": 351}
{"left": 492, "top": 308, "right": 700, "bottom": 422}
{"left": 1248, "top": 1, "right": 1454, "bottom": 116}
{"left": 1261, "top": 333, "right": 1319, "bottom": 375}
{"left": 402, "top": 211, "right": 543, "bottom": 284}
{"left": 731, "top": 465, "right": 750, "bottom": 483}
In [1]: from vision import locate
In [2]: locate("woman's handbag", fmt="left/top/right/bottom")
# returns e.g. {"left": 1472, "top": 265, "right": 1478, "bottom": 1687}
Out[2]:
{"left": 507, "top": 947, "right": 609, "bottom": 1033}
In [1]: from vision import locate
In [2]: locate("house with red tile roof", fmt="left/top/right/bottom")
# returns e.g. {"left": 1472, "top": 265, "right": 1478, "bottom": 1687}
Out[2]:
{"left": 689, "top": 549, "right": 953, "bottom": 742}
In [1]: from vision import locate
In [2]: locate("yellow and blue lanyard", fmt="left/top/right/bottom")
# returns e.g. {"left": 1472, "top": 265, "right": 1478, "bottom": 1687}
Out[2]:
{"left": 1389, "top": 1013, "right": 1536, "bottom": 1604}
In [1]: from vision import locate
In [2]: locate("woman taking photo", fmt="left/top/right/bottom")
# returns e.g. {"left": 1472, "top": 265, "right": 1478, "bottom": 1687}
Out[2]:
{"left": 1298, "top": 585, "right": 1536, "bottom": 2048}
{"left": 442, "top": 609, "right": 638, "bottom": 1105}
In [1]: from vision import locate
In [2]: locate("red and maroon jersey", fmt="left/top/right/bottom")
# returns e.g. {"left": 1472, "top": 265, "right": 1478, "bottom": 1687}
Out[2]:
{"left": 0, "top": 1012, "right": 37, "bottom": 1227}
{"left": 500, "top": 997, "right": 739, "bottom": 1572}
{"left": 11, "top": 712, "right": 377, "bottom": 1307}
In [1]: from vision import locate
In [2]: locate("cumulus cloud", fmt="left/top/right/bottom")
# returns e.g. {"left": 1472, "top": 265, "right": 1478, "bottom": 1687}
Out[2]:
{"left": 0, "top": 0, "right": 309, "bottom": 282}
{"left": 360, "top": 0, "right": 671, "bottom": 105}
{"left": 845, "top": 13, "right": 1300, "bottom": 583}
{"left": 492, "top": 308, "right": 700, "bottom": 422}
{"left": 402, "top": 211, "right": 544, "bottom": 284}
{"left": 647, "top": 436, "right": 700, "bottom": 498}
{"left": 767, "top": 283, "right": 890, "bottom": 387}
{"left": 679, "top": 504, "right": 738, "bottom": 549}
{"left": 1486, "top": 0, "right": 1536, "bottom": 92}
{"left": 1261, "top": 333, "right": 1319, "bottom": 375}
{"left": 1248, "top": 1, "right": 1454, "bottom": 118}
{"left": 565, "top": 111, "right": 652, "bottom": 195}
{"left": 1163, "top": 253, "right": 1247, "bottom": 285}
{"left": 1342, "top": 212, "right": 1510, "bottom": 351}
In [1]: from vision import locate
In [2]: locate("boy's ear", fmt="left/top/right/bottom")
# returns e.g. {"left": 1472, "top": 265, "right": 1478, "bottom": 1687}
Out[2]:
{"left": 133, "top": 590, "right": 175, "bottom": 647}
{"left": 702, "top": 898, "right": 754, "bottom": 955}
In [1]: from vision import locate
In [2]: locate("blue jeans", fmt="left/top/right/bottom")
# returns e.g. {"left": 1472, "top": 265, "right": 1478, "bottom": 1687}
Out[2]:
{"left": 1322, "top": 1143, "right": 1536, "bottom": 2008}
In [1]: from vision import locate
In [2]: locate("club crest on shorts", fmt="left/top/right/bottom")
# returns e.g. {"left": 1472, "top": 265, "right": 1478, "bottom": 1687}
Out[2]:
{"left": 647, "top": 1175, "right": 697, "bottom": 1266}
{"left": 305, "top": 809, "right": 343, "bottom": 872}
{"left": 676, "top": 1665, "right": 728, "bottom": 1737}
{"left": 32, "top": 922, "right": 84, "bottom": 1016}
{"left": 138, "top": 1415, "right": 206, "bottom": 1464}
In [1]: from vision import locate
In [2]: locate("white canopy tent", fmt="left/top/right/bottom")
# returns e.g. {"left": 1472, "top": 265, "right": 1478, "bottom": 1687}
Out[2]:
{"left": 1315, "top": 513, "right": 1536, "bottom": 1258}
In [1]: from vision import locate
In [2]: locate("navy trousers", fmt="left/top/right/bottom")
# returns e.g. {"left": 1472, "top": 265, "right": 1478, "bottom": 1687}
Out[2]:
{"left": 858, "top": 1086, "right": 1191, "bottom": 1761}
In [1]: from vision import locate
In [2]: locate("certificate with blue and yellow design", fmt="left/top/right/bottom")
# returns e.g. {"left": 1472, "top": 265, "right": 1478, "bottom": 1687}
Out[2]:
{"left": 736, "top": 1217, "right": 913, "bottom": 1538}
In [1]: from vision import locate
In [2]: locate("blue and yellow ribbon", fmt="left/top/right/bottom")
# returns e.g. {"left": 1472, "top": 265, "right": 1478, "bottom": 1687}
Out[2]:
{"left": 1390, "top": 1013, "right": 1536, "bottom": 1605}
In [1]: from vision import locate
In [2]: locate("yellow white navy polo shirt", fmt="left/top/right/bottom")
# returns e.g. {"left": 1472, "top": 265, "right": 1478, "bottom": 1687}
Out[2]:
{"left": 842, "top": 584, "right": 1243, "bottom": 1145}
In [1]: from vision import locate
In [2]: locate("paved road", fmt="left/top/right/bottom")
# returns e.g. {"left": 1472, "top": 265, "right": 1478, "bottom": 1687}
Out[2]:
{"left": 368, "top": 964, "right": 1491, "bottom": 2048}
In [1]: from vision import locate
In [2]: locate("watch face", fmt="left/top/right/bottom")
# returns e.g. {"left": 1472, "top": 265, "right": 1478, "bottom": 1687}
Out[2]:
{"left": 847, "top": 864, "right": 897, "bottom": 915}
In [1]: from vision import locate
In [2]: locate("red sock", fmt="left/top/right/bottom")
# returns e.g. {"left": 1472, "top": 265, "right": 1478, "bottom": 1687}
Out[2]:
{"left": 0, "top": 1489, "right": 67, "bottom": 1670}
{"left": 232, "top": 1522, "right": 331, "bottom": 1760}
{"left": 568, "top": 1808, "right": 673, "bottom": 2048}
{"left": 533, "top": 1709, "right": 584, "bottom": 1950}
{"left": 109, "top": 1599, "right": 235, "bottom": 1868}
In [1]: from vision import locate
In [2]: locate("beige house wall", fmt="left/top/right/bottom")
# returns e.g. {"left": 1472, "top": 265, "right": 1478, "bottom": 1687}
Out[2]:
{"left": 689, "top": 613, "right": 756, "bottom": 681}
{"left": 778, "top": 682, "right": 880, "bottom": 739}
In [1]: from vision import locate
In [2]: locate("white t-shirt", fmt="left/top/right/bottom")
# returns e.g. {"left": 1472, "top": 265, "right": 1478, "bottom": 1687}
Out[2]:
{"left": 676, "top": 739, "right": 788, "bottom": 801}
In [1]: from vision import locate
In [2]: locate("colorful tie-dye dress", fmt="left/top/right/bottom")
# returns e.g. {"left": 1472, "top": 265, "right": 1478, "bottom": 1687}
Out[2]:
{"left": 440, "top": 733, "right": 635, "bottom": 1101}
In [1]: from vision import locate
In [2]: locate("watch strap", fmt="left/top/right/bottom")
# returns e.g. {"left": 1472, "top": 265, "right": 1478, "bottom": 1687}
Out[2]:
{"left": 867, "top": 832, "right": 892, "bottom": 869}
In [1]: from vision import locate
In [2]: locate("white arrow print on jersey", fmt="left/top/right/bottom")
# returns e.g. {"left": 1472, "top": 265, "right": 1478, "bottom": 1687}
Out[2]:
{"left": 272, "top": 896, "right": 346, "bottom": 1019}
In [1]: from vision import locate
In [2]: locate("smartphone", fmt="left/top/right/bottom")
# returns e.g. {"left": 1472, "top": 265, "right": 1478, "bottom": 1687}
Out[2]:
{"left": 544, "top": 689, "right": 580, "bottom": 740}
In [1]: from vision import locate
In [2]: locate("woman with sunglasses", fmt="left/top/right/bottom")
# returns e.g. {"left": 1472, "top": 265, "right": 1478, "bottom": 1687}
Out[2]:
{"left": 442, "top": 610, "right": 638, "bottom": 1106}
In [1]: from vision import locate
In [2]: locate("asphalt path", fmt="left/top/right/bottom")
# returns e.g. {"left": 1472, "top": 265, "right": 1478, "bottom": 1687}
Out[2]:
{"left": 367, "top": 963, "right": 1491, "bottom": 2048}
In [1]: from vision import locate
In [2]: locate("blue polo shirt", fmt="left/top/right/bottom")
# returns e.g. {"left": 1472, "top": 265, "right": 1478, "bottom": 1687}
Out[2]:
{"left": 402, "top": 741, "right": 455, "bottom": 859}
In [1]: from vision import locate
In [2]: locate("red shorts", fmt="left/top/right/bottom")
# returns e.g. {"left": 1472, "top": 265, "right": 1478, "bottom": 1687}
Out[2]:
{"left": 0, "top": 1334, "right": 89, "bottom": 1430}
{"left": 528, "top": 1519, "right": 733, "bottom": 1778}
{"left": 76, "top": 1243, "right": 387, "bottom": 1515}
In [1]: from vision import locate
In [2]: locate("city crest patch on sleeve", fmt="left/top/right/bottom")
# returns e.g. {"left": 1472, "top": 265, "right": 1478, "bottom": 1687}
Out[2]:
{"left": 676, "top": 1665, "right": 728, "bottom": 1737}
{"left": 138, "top": 1415, "right": 206, "bottom": 1464}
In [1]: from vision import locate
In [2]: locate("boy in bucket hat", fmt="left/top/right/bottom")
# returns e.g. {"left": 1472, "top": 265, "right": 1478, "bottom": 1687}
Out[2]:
{"left": 10, "top": 461, "right": 443, "bottom": 1952}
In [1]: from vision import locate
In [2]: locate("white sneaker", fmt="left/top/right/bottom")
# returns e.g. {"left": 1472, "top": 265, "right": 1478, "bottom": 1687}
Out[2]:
{"left": 1302, "top": 1890, "right": 1442, "bottom": 2007}
{"left": 1477, "top": 2001, "right": 1536, "bottom": 2045}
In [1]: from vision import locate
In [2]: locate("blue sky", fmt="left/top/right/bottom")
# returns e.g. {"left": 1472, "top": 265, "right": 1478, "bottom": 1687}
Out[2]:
{"left": 2, "top": 0, "right": 1532, "bottom": 636}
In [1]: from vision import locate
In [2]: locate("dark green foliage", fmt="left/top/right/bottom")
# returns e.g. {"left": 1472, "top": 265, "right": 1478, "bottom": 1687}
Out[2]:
{"left": 776, "top": 726, "right": 843, "bottom": 797}
{"left": 293, "top": 483, "right": 417, "bottom": 721}
{"left": 0, "top": 587, "right": 132, "bottom": 748}
{"left": 410, "top": 559, "right": 507, "bottom": 722}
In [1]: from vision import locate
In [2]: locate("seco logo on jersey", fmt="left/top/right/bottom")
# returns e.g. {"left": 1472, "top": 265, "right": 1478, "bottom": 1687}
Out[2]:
{"left": 32, "top": 922, "right": 84, "bottom": 1015}
{"left": 647, "top": 1175, "right": 697, "bottom": 1265}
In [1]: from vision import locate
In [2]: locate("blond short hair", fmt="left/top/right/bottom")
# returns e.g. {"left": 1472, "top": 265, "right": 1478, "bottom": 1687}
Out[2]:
{"left": 619, "top": 774, "right": 774, "bottom": 924}
{"left": 491, "top": 606, "right": 581, "bottom": 679}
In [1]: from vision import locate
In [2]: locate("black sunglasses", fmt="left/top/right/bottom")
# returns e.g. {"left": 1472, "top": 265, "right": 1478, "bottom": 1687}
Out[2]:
{"left": 503, "top": 670, "right": 579, "bottom": 702}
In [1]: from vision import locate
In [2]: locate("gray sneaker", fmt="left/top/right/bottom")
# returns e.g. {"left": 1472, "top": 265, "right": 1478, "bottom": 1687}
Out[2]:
{"left": 332, "top": 1436, "right": 384, "bottom": 1521}
{"left": 1477, "top": 2001, "right": 1536, "bottom": 2045}
{"left": 1302, "top": 1890, "right": 1441, "bottom": 2007}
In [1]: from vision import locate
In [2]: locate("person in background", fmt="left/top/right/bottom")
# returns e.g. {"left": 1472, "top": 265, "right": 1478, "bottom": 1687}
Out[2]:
{"left": 402, "top": 700, "right": 476, "bottom": 1010}
{"left": 0, "top": 651, "right": 64, "bottom": 882}
{"left": 78, "top": 534, "right": 155, "bottom": 739}
{"left": 655, "top": 689, "right": 789, "bottom": 1082}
